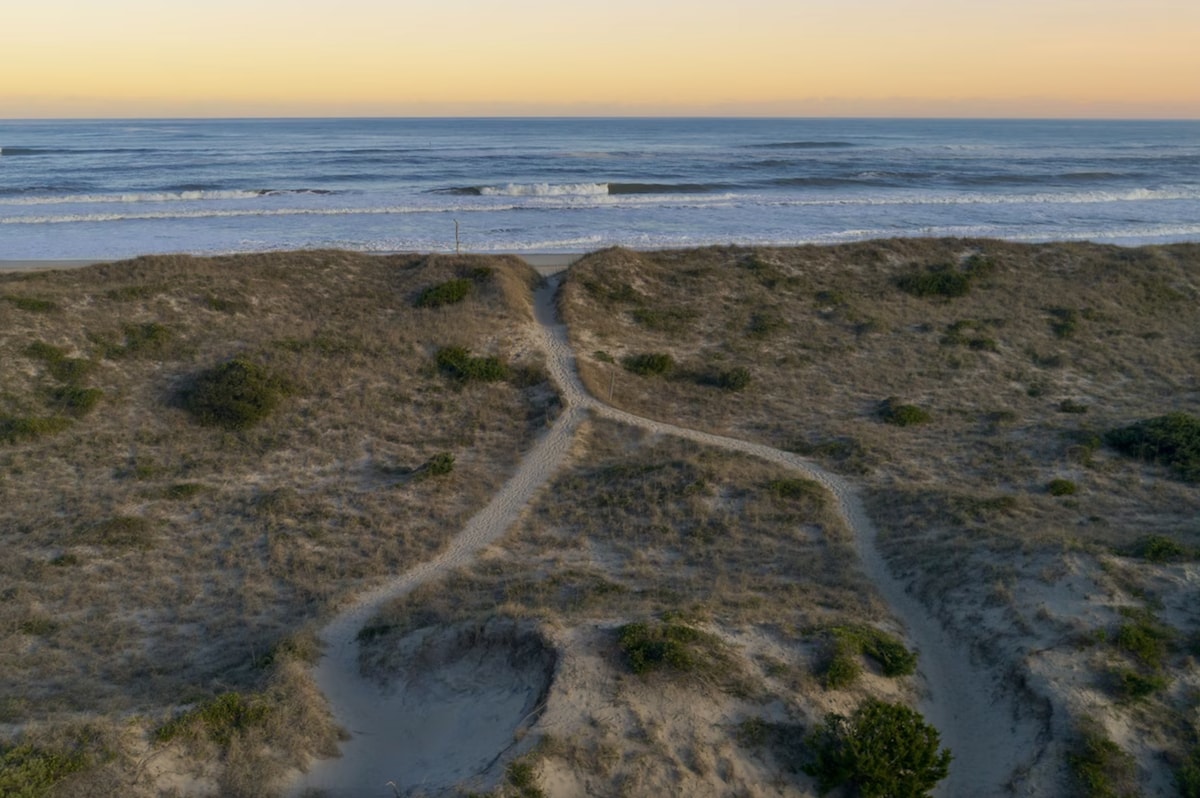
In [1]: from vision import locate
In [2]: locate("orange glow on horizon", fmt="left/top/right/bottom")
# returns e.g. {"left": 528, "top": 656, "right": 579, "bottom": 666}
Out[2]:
{"left": 3, "top": 0, "right": 1197, "bottom": 118}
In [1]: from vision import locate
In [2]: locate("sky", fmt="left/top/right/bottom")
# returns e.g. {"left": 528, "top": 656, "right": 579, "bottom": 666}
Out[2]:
{"left": 3, "top": 0, "right": 1198, "bottom": 118}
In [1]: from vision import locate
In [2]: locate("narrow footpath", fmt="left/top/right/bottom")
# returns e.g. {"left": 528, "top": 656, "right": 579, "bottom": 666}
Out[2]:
{"left": 289, "top": 273, "right": 1039, "bottom": 797}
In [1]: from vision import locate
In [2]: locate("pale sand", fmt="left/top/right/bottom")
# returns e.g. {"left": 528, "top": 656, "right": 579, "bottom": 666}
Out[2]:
{"left": 282, "top": 274, "right": 1042, "bottom": 797}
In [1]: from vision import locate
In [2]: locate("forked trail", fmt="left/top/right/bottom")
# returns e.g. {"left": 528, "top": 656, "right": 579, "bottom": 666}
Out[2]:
{"left": 290, "top": 274, "right": 1037, "bottom": 797}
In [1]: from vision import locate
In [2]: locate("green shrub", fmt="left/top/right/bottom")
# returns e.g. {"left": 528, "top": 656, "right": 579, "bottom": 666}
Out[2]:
{"left": 1068, "top": 723, "right": 1138, "bottom": 798}
{"left": 182, "top": 357, "right": 290, "bottom": 430}
{"left": 714, "top": 366, "right": 751, "bottom": 392}
{"left": 163, "top": 482, "right": 207, "bottom": 500}
{"left": 622, "top": 352, "right": 674, "bottom": 377}
{"left": 1059, "top": 399, "right": 1089, "bottom": 414}
{"left": 879, "top": 397, "right": 931, "bottom": 426}
{"left": 896, "top": 267, "right": 972, "bottom": 298}
{"left": 1177, "top": 748, "right": 1200, "bottom": 798}
{"left": 24, "top": 342, "right": 95, "bottom": 383}
{"left": 0, "top": 416, "right": 72, "bottom": 444}
{"left": 111, "top": 322, "right": 173, "bottom": 358}
{"left": 816, "top": 625, "right": 917, "bottom": 688}
{"left": 617, "top": 618, "right": 727, "bottom": 679}
{"left": 1048, "top": 479, "right": 1078, "bottom": 496}
{"left": 48, "top": 385, "right": 103, "bottom": 417}
{"left": 803, "top": 699, "right": 952, "bottom": 798}
{"left": 76, "top": 516, "right": 155, "bottom": 549}
{"left": 435, "top": 346, "right": 510, "bottom": 382}
{"left": 1106, "top": 412, "right": 1200, "bottom": 482}
{"left": 507, "top": 760, "right": 546, "bottom": 797}
{"left": 747, "top": 311, "right": 785, "bottom": 338}
{"left": 1050, "top": 308, "right": 1081, "bottom": 339}
{"left": 1, "top": 295, "right": 58, "bottom": 312}
{"left": 768, "top": 477, "right": 827, "bottom": 506}
{"left": 424, "top": 452, "right": 455, "bottom": 476}
{"left": 105, "top": 284, "right": 157, "bottom": 301}
{"left": 416, "top": 278, "right": 473, "bottom": 308}
{"left": 0, "top": 741, "right": 90, "bottom": 798}
{"left": 1111, "top": 667, "right": 1169, "bottom": 701}
{"left": 1128, "top": 534, "right": 1189, "bottom": 563}
{"left": 156, "top": 692, "right": 269, "bottom": 747}
{"left": 1114, "top": 612, "right": 1174, "bottom": 670}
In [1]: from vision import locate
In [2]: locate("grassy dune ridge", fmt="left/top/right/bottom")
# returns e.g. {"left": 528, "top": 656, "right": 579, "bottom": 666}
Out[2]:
{"left": 3, "top": 239, "right": 1199, "bottom": 796}
{"left": 1, "top": 250, "right": 552, "bottom": 794}
{"left": 561, "top": 239, "right": 1200, "bottom": 795}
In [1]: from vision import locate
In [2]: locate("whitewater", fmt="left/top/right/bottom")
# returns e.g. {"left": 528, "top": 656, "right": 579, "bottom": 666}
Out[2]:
{"left": 1, "top": 118, "right": 1198, "bottom": 259}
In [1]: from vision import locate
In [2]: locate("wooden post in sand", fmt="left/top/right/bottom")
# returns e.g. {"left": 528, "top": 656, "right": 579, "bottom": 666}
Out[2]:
{"left": 454, "top": 220, "right": 460, "bottom": 254}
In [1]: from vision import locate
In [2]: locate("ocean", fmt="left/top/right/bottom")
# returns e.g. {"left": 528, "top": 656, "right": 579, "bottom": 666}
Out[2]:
{"left": 1, "top": 117, "right": 1198, "bottom": 260}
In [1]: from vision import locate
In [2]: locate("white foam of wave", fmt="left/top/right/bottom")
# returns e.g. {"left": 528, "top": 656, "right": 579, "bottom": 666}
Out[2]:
{"left": 478, "top": 183, "right": 610, "bottom": 197}
{"left": 0, "top": 190, "right": 269, "bottom": 206}
{"left": 754, "top": 186, "right": 1200, "bottom": 208}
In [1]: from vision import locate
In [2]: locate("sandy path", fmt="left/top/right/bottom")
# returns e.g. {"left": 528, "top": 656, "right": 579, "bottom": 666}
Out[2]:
{"left": 290, "top": 273, "right": 1037, "bottom": 796}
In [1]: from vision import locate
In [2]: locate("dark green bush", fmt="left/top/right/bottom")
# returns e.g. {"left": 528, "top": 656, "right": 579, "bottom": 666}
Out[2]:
{"left": 1048, "top": 479, "right": 1078, "bottom": 496}
{"left": 424, "top": 452, "right": 455, "bottom": 476}
{"left": 1128, "top": 534, "right": 1190, "bottom": 563}
{"left": 0, "top": 416, "right": 72, "bottom": 444}
{"left": 896, "top": 267, "right": 972, "bottom": 298}
{"left": 435, "top": 346, "right": 510, "bottom": 382}
{"left": 622, "top": 352, "right": 674, "bottom": 377}
{"left": 879, "top": 397, "right": 931, "bottom": 426}
{"left": 631, "top": 307, "right": 698, "bottom": 332}
{"left": 1106, "top": 412, "right": 1200, "bottom": 482}
{"left": 416, "top": 278, "right": 473, "bottom": 308}
{"left": 713, "top": 366, "right": 751, "bottom": 392}
{"left": 1059, "top": 399, "right": 1089, "bottom": 414}
{"left": 1177, "top": 748, "right": 1200, "bottom": 798}
{"left": 1114, "top": 612, "right": 1174, "bottom": 670}
{"left": 804, "top": 699, "right": 952, "bottom": 797}
{"left": 182, "top": 357, "right": 290, "bottom": 430}
{"left": 48, "top": 385, "right": 103, "bottom": 417}
{"left": 768, "top": 477, "right": 827, "bottom": 506}
{"left": 163, "top": 483, "right": 208, "bottom": 500}
{"left": 1111, "top": 667, "right": 1169, "bottom": 701}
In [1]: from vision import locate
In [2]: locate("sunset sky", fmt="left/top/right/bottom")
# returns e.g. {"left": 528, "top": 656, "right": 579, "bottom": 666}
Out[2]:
{"left": 4, "top": 0, "right": 1198, "bottom": 118}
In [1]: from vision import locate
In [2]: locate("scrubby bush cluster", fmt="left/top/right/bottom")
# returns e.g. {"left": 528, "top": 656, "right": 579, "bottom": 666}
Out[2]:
{"left": 435, "top": 346, "right": 510, "bottom": 382}
{"left": 816, "top": 624, "right": 917, "bottom": 689}
{"left": 879, "top": 397, "right": 931, "bottom": 426}
{"left": 181, "top": 356, "right": 291, "bottom": 430}
{"left": 1106, "top": 412, "right": 1200, "bottom": 482}
{"left": 622, "top": 352, "right": 674, "bottom": 377}
{"left": 804, "top": 699, "right": 952, "bottom": 797}
{"left": 895, "top": 265, "right": 973, "bottom": 298}
{"left": 415, "top": 277, "right": 473, "bottom": 308}
{"left": 617, "top": 617, "right": 728, "bottom": 679}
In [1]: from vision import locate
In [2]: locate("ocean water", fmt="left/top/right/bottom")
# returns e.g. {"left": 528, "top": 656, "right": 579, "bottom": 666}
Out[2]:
{"left": 1, "top": 117, "right": 1198, "bottom": 260}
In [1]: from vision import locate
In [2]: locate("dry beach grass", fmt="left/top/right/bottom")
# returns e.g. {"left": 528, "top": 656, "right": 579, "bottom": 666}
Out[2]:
{"left": 4, "top": 239, "right": 1199, "bottom": 797}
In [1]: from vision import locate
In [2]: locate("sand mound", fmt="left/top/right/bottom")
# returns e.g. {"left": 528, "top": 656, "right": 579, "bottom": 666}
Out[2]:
{"left": 297, "top": 621, "right": 556, "bottom": 797}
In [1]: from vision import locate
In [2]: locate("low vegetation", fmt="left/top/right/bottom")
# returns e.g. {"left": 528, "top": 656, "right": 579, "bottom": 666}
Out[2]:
{"left": 804, "top": 699, "right": 952, "bottom": 797}
{"left": 1106, "top": 412, "right": 1200, "bottom": 481}
{"left": 181, "top": 356, "right": 291, "bottom": 430}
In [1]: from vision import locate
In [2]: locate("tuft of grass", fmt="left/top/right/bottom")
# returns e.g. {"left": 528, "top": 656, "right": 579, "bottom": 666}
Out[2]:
{"left": 1068, "top": 722, "right": 1138, "bottom": 798}
{"left": 895, "top": 265, "right": 972, "bottom": 298}
{"left": 817, "top": 624, "right": 917, "bottom": 688}
{"left": 631, "top": 307, "right": 698, "bottom": 333}
{"left": 621, "top": 352, "right": 674, "bottom": 377}
{"left": 109, "top": 322, "right": 173, "bottom": 358}
{"left": 423, "top": 452, "right": 455, "bottom": 477}
{"left": 767, "top": 477, "right": 827, "bottom": 506}
{"left": 435, "top": 346, "right": 510, "bottom": 382}
{"left": 617, "top": 617, "right": 730, "bottom": 681}
{"left": 163, "top": 482, "right": 208, "bottom": 500}
{"left": 1048, "top": 478, "right": 1078, "bottom": 496}
{"left": 0, "top": 741, "right": 91, "bottom": 798}
{"left": 75, "top": 516, "right": 155, "bottom": 549}
{"left": 155, "top": 692, "right": 269, "bottom": 747}
{"left": 1113, "top": 609, "right": 1174, "bottom": 670}
{"left": 416, "top": 277, "right": 473, "bottom": 308}
{"left": 2, "top": 295, "right": 58, "bottom": 313}
{"left": 181, "top": 357, "right": 291, "bottom": 430}
{"left": 1111, "top": 667, "right": 1169, "bottom": 701}
{"left": 0, "top": 416, "right": 72, "bottom": 444}
{"left": 104, "top": 284, "right": 158, "bottom": 301}
{"left": 47, "top": 385, "right": 103, "bottom": 417}
{"left": 1125, "top": 534, "right": 1190, "bottom": 563}
{"left": 1106, "top": 412, "right": 1200, "bottom": 482}
{"left": 879, "top": 397, "right": 931, "bottom": 426}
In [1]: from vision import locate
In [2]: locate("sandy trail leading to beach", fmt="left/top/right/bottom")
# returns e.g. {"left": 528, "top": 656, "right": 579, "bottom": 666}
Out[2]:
{"left": 289, "top": 271, "right": 1040, "bottom": 797}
